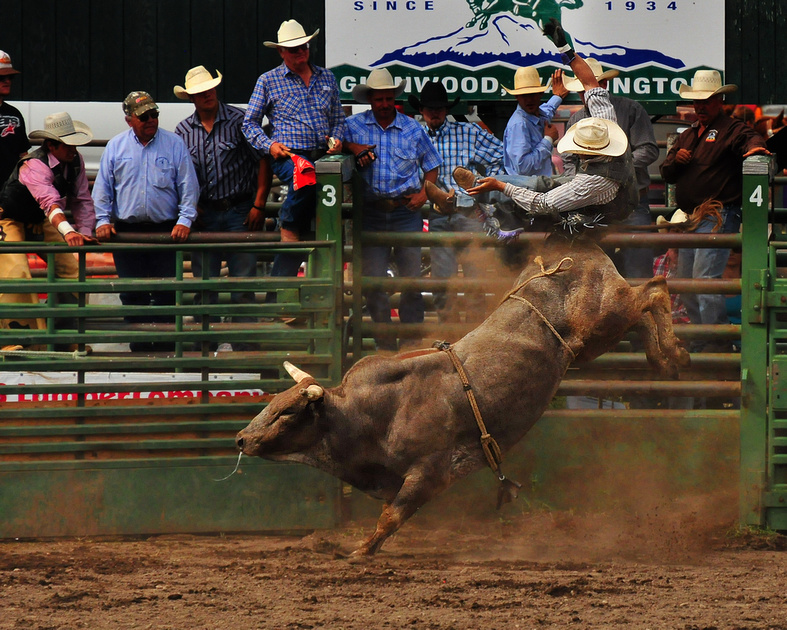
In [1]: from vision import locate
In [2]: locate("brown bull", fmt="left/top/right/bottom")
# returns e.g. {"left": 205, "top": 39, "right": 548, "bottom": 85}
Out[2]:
{"left": 236, "top": 236, "right": 689, "bottom": 555}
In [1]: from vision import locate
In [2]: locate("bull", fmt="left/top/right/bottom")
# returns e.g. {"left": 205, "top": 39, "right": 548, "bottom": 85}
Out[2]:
{"left": 236, "top": 236, "right": 689, "bottom": 555}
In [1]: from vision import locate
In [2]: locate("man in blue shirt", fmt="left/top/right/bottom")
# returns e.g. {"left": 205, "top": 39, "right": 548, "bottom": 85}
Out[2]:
{"left": 503, "top": 66, "right": 567, "bottom": 177}
{"left": 175, "top": 66, "right": 270, "bottom": 348}
{"left": 93, "top": 91, "right": 199, "bottom": 352}
{"left": 410, "top": 80, "right": 504, "bottom": 324}
{"left": 242, "top": 19, "right": 346, "bottom": 281}
{"left": 345, "top": 68, "right": 442, "bottom": 351}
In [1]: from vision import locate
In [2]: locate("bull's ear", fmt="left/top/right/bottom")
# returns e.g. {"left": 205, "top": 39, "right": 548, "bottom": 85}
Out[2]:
{"left": 300, "top": 384, "right": 324, "bottom": 401}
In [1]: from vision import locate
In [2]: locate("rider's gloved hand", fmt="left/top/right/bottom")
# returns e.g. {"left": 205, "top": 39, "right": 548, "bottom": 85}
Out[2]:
{"left": 542, "top": 18, "right": 575, "bottom": 65}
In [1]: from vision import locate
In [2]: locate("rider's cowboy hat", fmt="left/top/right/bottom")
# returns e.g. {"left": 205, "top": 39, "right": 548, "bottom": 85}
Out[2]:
{"left": 174, "top": 66, "right": 223, "bottom": 99}
{"left": 557, "top": 117, "right": 628, "bottom": 157}
{"left": 352, "top": 68, "right": 406, "bottom": 104}
{"left": 503, "top": 67, "right": 549, "bottom": 95}
{"left": 408, "top": 81, "right": 460, "bottom": 111}
{"left": 28, "top": 112, "right": 93, "bottom": 146}
{"left": 264, "top": 19, "right": 319, "bottom": 48}
{"left": 563, "top": 58, "right": 619, "bottom": 92}
{"left": 678, "top": 70, "right": 737, "bottom": 100}
{"left": 0, "top": 50, "right": 20, "bottom": 76}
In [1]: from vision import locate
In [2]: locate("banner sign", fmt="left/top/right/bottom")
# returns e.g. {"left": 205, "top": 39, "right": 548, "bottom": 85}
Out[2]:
{"left": 0, "top": 372, "right": 263, "bottom": 403}
{"left": 326, "top": 0, "right": 724, "bottom": 102}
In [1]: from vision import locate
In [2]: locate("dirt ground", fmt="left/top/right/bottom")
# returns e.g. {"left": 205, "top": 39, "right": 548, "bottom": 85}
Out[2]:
{"left": 2, "top": 509, "right": 786, "bottom": 630}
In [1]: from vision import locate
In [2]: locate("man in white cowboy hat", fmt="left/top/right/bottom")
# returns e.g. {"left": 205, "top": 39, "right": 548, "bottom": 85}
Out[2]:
{"left": 410, "top": 80, "right": 504, "bottom": 324}
{"left": 561, "top": 57, "right": 659, "bottom": 279}
{"left": 242, "top": 19, "right": 346, "bottom": 283}
{"left": 174, "top": 65, "right": 271, "bottom": 348}
{"left": 0, "top": 50, "right": 30, "bottom": 185}
{"left": 454, "top": 20, "right": 638, "bottom": 237}
{"left": 93, "top": 91, "right": 199, "bottom": 352}
{"left": 344, "top": 68, "right": 442, "bottom": 351}
{"left": 502, "top": 66, "right": 567, "bottom": 177}
{"left": 660, "top": 69, "right": 768, "bottom": 353}
{"left": 0, "top": 112, "right": 96, "bottom": 337}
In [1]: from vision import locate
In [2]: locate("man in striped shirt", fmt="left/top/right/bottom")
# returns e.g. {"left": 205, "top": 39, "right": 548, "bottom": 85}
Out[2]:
{"left": 242, "top": 20, "right": 346, "bottom": 280}
{"left": 175, "top": 66, "right": 270, "bottom": 348}
{"left": 410, "top": 80, "right": 504, "bottom": 323}
{"left": 455, "top": 21, "right": 637, "bottom": 238}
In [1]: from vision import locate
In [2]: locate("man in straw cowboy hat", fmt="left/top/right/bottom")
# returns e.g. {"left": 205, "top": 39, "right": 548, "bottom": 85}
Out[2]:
{"left": 0, "top": 112, "right": 96, "bottom": 338}
{"left": 502, "top": 65, "right": 567, "bottom": 177}
{"left": 561, "top": 57, "right": 659, "bottom": 279}
{"left": 175, "top": 65, "right": 271, "bottom": 348}
{"left": 93, "top": 91, "right": 199, "bottom": 352}
{"left": 443, "top": 19, "right": 637, "bottom": 237}
{"left": 660, "top": 69, "right": 768, "bottom": 354}
{"left": 411, "top": 80, "right": 504, "bottom": 324}
{"left": 344, "top": 68, "right": 442, "bottom": 351}
{"left": 0, "top": 50, "right": 29, "bottom": 186}
{"left": 242, "top": 19, "right": 346, "bottom": 284}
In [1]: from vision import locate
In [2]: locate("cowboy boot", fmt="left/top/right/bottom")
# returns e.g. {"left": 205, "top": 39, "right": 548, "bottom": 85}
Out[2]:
{"left": 425, "top": 181, "right": 456, "bottom": 214}
{"left": 452, "top": 166, "right": 479, "bottom": 191}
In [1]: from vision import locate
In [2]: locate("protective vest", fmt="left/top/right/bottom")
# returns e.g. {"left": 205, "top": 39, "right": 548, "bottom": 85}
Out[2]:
{"left": 577, "top": 149, "right": 638, "bottom": 222}
{"left": 0, "top": 148, "right": 81, "bottom": 223}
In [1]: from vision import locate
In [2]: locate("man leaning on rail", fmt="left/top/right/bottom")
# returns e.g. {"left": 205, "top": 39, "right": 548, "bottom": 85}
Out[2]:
{"left": 0, "top": 112, "right": 96, "bottom": 347}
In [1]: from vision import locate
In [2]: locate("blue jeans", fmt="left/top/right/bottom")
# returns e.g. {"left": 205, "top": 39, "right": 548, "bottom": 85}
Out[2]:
{"left": 429, "top": 212, "right": 486, "bottom": 323}
{"left": 362, "top": 205, "right": 424, "bottom": 348}
{"left": 192, "top": 199, "right": 257, "bottom": 320}
{"left": 270, "top": 152, "right": 317, "bottom": 278}
{"left": 611, "top": 192, "right": 654, "bottom": 279}
{"left": 678, "top": 205, "right": 741, "bottom": 350}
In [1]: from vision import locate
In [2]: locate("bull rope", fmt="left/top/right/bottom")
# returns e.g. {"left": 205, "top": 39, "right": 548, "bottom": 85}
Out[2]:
{"left": 433, "top": 255, "right": 576, "bottom": 507}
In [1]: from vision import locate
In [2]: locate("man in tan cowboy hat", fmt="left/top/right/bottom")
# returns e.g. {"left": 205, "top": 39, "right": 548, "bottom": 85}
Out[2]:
{"left": 502, "top": 66, "right": 567, "bottom": 177}
{"left": 174, "top": 65, "right": 272, "bottom": 347}
{"left": 0, "top": 50, "right": 30, "bottom": 185}
{"left": 660, "top": 69, "right": 769, "bottom": 354}
{"left": 561, "top": 57, "right": 659, "bottom": 279}
{"left": 454, "top": 19, "right": 638, "bottom": 237}
{"left": 0, "top": 112, "right": 96, "bottom": 338}
{"left": 242, "top": 19, "right": 346, "bottom": 285}
{"left": 344, "top": 68, "right": 442, "bottom": 351}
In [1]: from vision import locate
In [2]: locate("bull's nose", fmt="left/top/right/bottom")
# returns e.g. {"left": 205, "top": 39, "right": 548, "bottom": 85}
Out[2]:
{"left": 235, "top": 435, "right": 245, "bottom": 451}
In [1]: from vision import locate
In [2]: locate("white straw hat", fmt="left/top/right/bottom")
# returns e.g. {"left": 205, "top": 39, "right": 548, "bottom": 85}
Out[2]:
{"left": 502, "top": 67, "right": 548, "bottom": 95}
{"left": 563, "top": 58, "right": 619, "bottom": 92}
{"left": 678, "top": 70, "right": 737, "bottom": 100}
{"left": 174, "top": 66, "right": 223, "bottom": 99}
{"left": 264, "top": 19, "right": 319, "bottom": 48}
{"left": 557, "top": 117, "right": 628, "bottom": 157}
{"left": 351, "top": 68, "right": 406, "bottom": 104}
{"left": 28, "top": 112, "right": 93, "bottom": 146}
{"left": 656, "top": 209, "right": 690, "bottom": 232}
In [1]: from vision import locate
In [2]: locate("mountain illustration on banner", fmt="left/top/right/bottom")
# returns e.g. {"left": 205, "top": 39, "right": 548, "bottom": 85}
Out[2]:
{"left": 372, "top": 14, "right": 685, "bottom": 71}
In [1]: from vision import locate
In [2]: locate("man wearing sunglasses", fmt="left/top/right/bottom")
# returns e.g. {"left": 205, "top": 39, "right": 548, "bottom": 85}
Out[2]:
{"left": 242, "top": 19, "right": 346, "bottom": 285}
{"left": 0, "top": 51, "right": 30, "bottom": 186}
{"left": 92, "top": 91, "right": 199, "bottom": 352}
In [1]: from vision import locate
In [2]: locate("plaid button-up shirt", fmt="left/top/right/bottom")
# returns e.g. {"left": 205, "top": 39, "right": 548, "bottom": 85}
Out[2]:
{"left": 425, "top": 119, "right": 504, "bottom": 192}
{"left": 242, "top": 62, "right": 346, "bottom": 155}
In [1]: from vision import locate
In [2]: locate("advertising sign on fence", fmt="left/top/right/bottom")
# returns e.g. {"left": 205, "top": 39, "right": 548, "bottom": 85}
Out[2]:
{"left": 326, "top": 0, "right": 723, "bottom": 103}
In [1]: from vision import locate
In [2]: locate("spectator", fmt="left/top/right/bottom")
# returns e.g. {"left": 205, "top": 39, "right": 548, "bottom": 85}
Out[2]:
{"left": 659, "top": 70, "right": 768, "bottom": 353}
{"left": 242, "top": 19, "right": 346, "bottom": 287}
{"left": 561, "top": 57, "right": 659, "bottom": 279}
{"left": 502, "top": 66, "right": 567, "bottom": 177}
{"left": 410, "top": 80, "right": 504, "bottom": 323}
{"left": 0, "top": 112, "right": 96, "bottom": 345}
{"left": 344, "top": 68, "right": 442, "bottom": 352}
{"left": 174, "top": 65, "right": 271, "bottom": 349}
{"left": 732, "top": 105, "right": 755, "bottom": 128}
{"left": 92, "top": 91, "right": 199, "bottom": 353}
{"left": 0, "top": 50, "right": 29, "bottom": 185}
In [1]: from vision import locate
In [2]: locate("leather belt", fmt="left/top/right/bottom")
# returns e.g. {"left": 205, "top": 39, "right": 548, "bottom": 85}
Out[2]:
{"left": 199, "top": 193, "right": 252, "bottom": 212}
{"left": 370, "top": 197, "right": 409, "bottom": 212}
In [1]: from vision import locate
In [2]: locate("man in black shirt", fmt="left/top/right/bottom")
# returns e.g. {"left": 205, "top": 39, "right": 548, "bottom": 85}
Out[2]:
{"left": 0, "top": 51, "right": 30, "bottom": 185}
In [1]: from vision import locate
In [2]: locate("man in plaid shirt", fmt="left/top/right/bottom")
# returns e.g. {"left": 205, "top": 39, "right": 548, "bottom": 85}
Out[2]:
{"left": 242, "top": 19, "right": 346, "bottom": 280}
{"left": 409, "top": 81, "right": 504, "bottom": 323}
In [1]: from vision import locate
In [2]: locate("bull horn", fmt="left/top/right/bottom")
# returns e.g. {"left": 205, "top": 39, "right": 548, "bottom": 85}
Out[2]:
{"left": 304, "top": 384, "right": 324, "bottom": 400}
{"left": 283, "top": 360, "right": 313, "bottom": 383}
